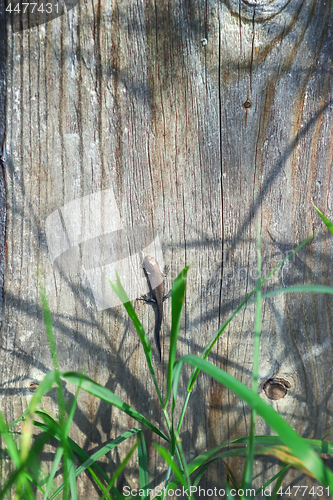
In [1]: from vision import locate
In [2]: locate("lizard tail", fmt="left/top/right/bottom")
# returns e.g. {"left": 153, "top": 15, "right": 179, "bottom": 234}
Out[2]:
{"left": 154, "top": 317, "right": 162, "bottom": 362}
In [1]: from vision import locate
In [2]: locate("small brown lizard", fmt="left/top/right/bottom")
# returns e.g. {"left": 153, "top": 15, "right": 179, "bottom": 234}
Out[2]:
{"left": 139, "top": 255, "right": 170, "bottom": 361}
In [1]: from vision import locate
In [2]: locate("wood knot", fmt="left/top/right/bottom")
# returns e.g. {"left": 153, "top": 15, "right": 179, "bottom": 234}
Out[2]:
{"left": 263, "top": 377, "right": 291, "bottom": 400}
{"left": 29, "top": 382, "right": 39, "bottom": 392}
{"left": 243, "top": 100, "right": 251, "bottom": 109}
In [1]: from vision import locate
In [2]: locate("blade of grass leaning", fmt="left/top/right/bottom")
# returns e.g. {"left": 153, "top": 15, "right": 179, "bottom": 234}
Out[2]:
{"left": 33, "top": 417, "right": 115, "bottom": 500}
{"left": 224, "top": 461, "right": 241, "bottom": 491}
{"left": 0, "top": 411, "right": 28, "bottom": 499}
{"left": 43, "top": 446, "right": 64, "bottom": 500}
{"left": 186, "top": 443, "right": 333, "bottom": 471}
{"left": 169, "top": 350, "right": 184, "bottom": 467}
{"left": 192, "top": 458, "right": 240, "bottom": 490}
{"left": 170, "top": 359, "right": 183, "bottom": 456}
{"left": 66, "top": 447, "right": 77, "bottom": 500}
{"left": 64, "top": 370, "right": 84, "bottom": 438}
{"left": 255, "top": 465, "right": 290, "bottom": 497}
{"left": 226, "top": 480, "right": 232, "bottom": 500}
{"left": 62, "top": 449, "right": 70, "bottom": 500}
{"left": 261, "top": 284, "right": 333, "bottom": 300}
{"left": 0, "top": 432, "right": 50, "bottom": 500}
{"left": 60, "top": 373, "right": 82, "bottom": 500}
{"left": 184, "top": 445, "right": 312, "bottom": 478}
{"left": 19, "top": 370, "right": 58, "bottom": 466}
{"left": 100, "top": 439, "right": 140, "bottom": 500}
{"left": 63, "top": 371, "right": 169, "bottom": 442}
{"left": 110, "top": 272, "right": 175, "bottom": 449}
{"left": 23, "top": 470, "right": 49, "bottom": 498}
{"left": 76, "top": 428, "right": 142, "bottom": 477}
{"left": 27, "top": 371, "right": 58, "bottom": 415}
{"left": 153, "top": 444, "right": 191, "bottom": 495}
{"left": 175, "top": 354, "right": 333, "bottom": 489}
{"left": 36, "top": 414, "right": 139, "bottom": 499}
{"left": 48, "top": 450, "right": 113, "bottom": 500}
{"left": 31, "top": 409, "right": 69, "bottom": 500}
{"left": 40, "top": 288, "right": 73, "bottom": 500}
{"left": 162, "top": 465, "right": 172, "bottom": 500}
{"left": 165, "top": 268, "right": 189, "bottom": 462}
{"left": 137, "top": 431, "right": 150, "bottom": 500}
{"left": 40, "top": 286, "right": 66, "bottom": 426}
{"left": 312, "top": 203, "right": 333, "bottom": 235}
{"left": 166, "top": 435, "right": 294, "bottom": 491}
{"left": 234, "top": 435, "right": 333, "bottom": 455}
{"left": 6, "top": 410, "right": 29, "bottom": 430}
{"left": 0, "top": 411, "right": 21, "bottom": 469}
{"left": 109, "top": 273, "right": 164, "bottom": 407}
{"left": 242, "top": 224, "right": 262, "bottom": 495}
{"left": 186, "top": 233, "right": 315, "bottom": 393}
{"left": 34, "top": 417, "right": 114, "bottom": 500}
{"left": 257, "top": 445, "right": 318, "bottom": 476}
{"left": 272, "top": 466, "right": 289, "bottom": 500}
{"left": 166, "top": 435, "right": 266, "bottom": 491}
{"left": 165, "top": 266, "right": 189, "bottom": 408}
{"left": 323, "top": 428, "right": 333, "bottom": 440}
{"left": 174, "top": 429, "right": 192, "bottom": 496}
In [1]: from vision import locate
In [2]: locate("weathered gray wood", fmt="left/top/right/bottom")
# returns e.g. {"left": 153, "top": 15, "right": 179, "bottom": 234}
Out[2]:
{"left": 2, "top": 0, "right": 333, "bottom": 496}
{"left": 0, "top": 3, "right": 6, "bottom": 318}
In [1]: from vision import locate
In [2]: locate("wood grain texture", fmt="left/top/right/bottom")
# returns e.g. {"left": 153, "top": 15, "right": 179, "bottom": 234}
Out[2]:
{"left": 1, "top": 0, "right": 333, "bottom": 496}
{"left": 0, "top": 2, "right": 6, "bottom": 320}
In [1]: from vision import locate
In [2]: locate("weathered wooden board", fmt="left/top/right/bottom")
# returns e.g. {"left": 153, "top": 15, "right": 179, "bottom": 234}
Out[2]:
{"left": 1, "top": 0, "right": 333, "bottom": 496}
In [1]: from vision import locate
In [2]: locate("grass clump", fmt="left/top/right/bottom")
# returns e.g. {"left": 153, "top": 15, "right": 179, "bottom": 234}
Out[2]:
{"left": 1, "top": 213, "right": 333, "bottom": 498}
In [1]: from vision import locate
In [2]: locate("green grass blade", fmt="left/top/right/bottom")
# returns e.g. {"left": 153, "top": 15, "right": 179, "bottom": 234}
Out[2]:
{"left": 39, "top": 287, "right": 66, "bottom": 429}
{"left": 261, "top": 284, "right": 333, "bottom": 300}
{"left": 255, "top": 465, "right": 290, "bottom": 497}
{"left": 35, "top": 414, "right": 140, "bottom": 499}
{"left": 226, "top": 480, "right": 232, "bottom": 499}
{"left": 100, "top": 440, "right": 140, "bottom": 500}
{"left": 173, "top": 431, "right": 192, "bottom": 495}
{"left": 67, "top": 448, "right": 77, "bottom": 500}
{"left": 75, "top": 428, "right": 142, "bottom": 478}
{"left": 242, "top": 225, "right": 262, "bottom": 494}
{"left": 28, "top": 372, "right": 57, "bottom": 414}
{"left": 109, "top": 274, "right": 164, "bottom": 407}
{"left": 153, "top": 444, "right": 189, "bottom": 493}
{"left": 0, "top": 411, "right": 28, "bottom": 500}
{"left": 313, "top": 204, "right": 333, "bottom": 235}
{"left": 63, "top": 372, "right": 169, "bottom": 441}
{"left": 64, "top": 371, "right": 84, "bottom": 438}
{"left": 166, "top": 437, "right": 259, "bottom": 491}
{"left": 191, "top": 460, "right": 212, "bottom": 487}
{"left": 23, "top": 470, "right": 48, "bottom": 498}
{"left": 34, "top": 419, "right": 115, "bottom": 500}
{"left": 187, "top": 233, "right": 315, "bottom": 392}
{"left": 0, "top": 431, "right": 49, "bottom": 500}
{"left": 252, "top": 224, "right": 262, "bottom": 393}
{"left": 0, "top": 412, "right": 21, "bottom": 468}
{"left": 40, "top": 286, "right": 59, "bottom": 372}
{"left": 43, "top": 446, "right": 64, "bottom": 500}
{"left": 6, "top": 410, "right": 29, "bottom": 430}
{"left": 165, "top": 266, "right": 190, "bottom": 407}
{"left": 322, "top": 428, "right": 333, "bottom": 440}
{"left": 242, "top": 412, "right": 255, "bottom": 495}
{"left": 272, "top": 466, "right": 288, "bottom": 500}
{"left": 170, "top": 360, "right": 183, "bottom": 455}
{"left": 18, "top": 371, "right": 57, "bottom": 469}
{"left": 166, "top": 435, "right": 294, "bottom": 491}
{"left": 234, "top": 435, "right": 333, "bottom": 454}
{"left": 137, "top": 432, "right": 149, "bottom": 499}
{"left": 175, "top": 355, "right": 333, "bottom": 489}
